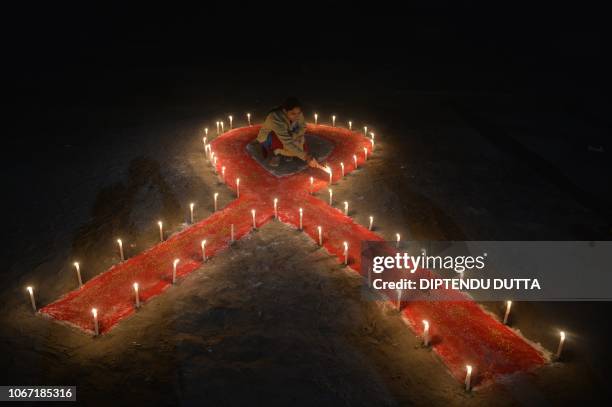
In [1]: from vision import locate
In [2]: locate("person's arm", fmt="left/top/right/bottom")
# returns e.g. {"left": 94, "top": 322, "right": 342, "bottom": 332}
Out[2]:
{"left": 273, "top": 143, "right": 309, "bottom": 160}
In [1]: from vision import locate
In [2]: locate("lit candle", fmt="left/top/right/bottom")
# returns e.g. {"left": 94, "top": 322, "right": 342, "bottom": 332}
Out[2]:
{"left": 317, "top": 226, "right": 322, "bottom": 246}
{"left": 221, "top": 166, "right": 226, "bottom": 182}
{"left": 172, "top": 259, "right": 180, "bottom": 284}
{"left": 205, "top": 144, "right": 211, "bottom": 160}
{"left": 216, "top": 121, "right": 220, "bottom": 135}
{"left": 363, "top": 147, "right": 368, "bottom": 161}
{"left": 343, "top": 241, "right": 349, "bottom": 265}
{"left": 369, "top": 216, "right": 374, "bottom": 231}
{"left": 251, "top": 209, "right": 256, "bottom": 229}
{"left": 397, "top": 289, "right": 402, "bottom": 310}
{"left": 274, "top": 198, "right": 278, "bottom": 219}
{"left": 214, "top": 192, "right": 219, "bottom": 212}
{"left": 92, "top": 308, "right": 99, "bottom": 336}
{"left": 465, "top": 365, "right": 473, "bottom": 391}
{"left": 328, "top": 166, "right": 333, "bottom": 184}
{"left": 158, "top": 221, "right": 164, "bottom": 242}
{"left": 332, "top": 115, "right": 336, "bottom": 127}
{"left": 396, "top": 233, "right": 401, "bottom": 248}
{"left": 370, "top": 132, "right": 375, "bottom": 150}
{"left": 353, "top": 154, "right": 358, "bottom": 168}
{"left": 220, "top": 121, "right": 225, "bottom": 133}
{"left": 503, "top": 300, "right": 512, "bottom": 324}
{"left": 26, "top": 286, "right": 36, "bottom": 312}
{"left": 205, "top": 127, "right": 208, "bottom": 138}
{"left": 340, "top": 162, "right": 344, "bottom": 177}
{"left": 247, "top": 113, "right": 251, "bottom": 126}
{"left": 314, "top": 113, "right": 318, "bottom": 125}
{"left": 343, "top": 201, "right": 349, "bottom": 215}
{"left": 201, "top": 239, "right": 207, "bottom": 261}
{"left": 309, "top": 176, "right": 314, "bottom": 194}
{"left": 236, "top": 178, "right": 240, "bottom": 198}
{"left": 422, "top": 320, "right": 430, "bottom": 346}
{"left": 189, "top": 202, "right": 195, "bottom": 224}
{"left": 117, "top": 239, "right": 124, "bottom": 261}
{"left": 328, "top": 188, "right": 333, "bottom": 205}
{"left": 230, "top": 224, "right": 235, "bottom": 242}
{"left": 133, "top": 283, "right": 140, "bottom": 308}
{"left": 556, "top": 331, "right": 566, "bottom": 359}
{"left": 299, "top": 208, "right": 303, "bottom": 230}
{"left": 228, "top": 115, "right": 233, "bottom": 129}
{"left": 364, "top": 126, "right": 368, "bottom": 137}
{"left": 74, "top": 262, "right": 83, "bottom": 287}
{"left": 348, "top": 121, "right": 352, "bottom": 130}
{"left": 210, "top": 151, "right": 215, "bottom": 166}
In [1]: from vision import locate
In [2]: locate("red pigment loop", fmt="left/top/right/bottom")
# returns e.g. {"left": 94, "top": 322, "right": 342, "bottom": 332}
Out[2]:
{"left": 39, "top": 124, "right": 544, "bottom": 387}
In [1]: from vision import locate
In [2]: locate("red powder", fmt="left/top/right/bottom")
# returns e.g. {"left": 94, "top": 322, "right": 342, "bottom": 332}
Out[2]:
{"left": 40, "top": 125, "right": 545, "bottom": 386}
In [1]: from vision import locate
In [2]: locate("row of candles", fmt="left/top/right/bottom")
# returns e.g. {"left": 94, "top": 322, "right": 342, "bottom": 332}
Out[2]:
{"left": 205, "top": 113, "right": 377, "bottom": 148}
{"left": 24, "top": 114, "right": 565, "bottom": 391}
{"left": 400, "top": 299, "right": 566, "bottom": 391}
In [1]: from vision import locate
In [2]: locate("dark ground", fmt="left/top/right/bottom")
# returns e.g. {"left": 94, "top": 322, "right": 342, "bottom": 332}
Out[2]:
{"left": 3, "top": 4, "right": 612, "bottom": 406}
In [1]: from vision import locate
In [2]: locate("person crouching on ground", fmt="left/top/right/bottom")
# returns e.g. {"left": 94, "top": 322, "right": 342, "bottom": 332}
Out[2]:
{"left": 256, "top": 97, "right": 320, "bottom": 168}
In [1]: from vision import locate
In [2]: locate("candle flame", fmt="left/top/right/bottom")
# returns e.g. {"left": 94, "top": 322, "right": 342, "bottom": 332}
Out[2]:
{"left": 133, "top": 282, "right": 138, "bottom": 291}
{"left": 466, "top": 365, "right": 472, "bottom": 374}
{"left": 560, "top": 331, "right": 565, "bottom": 340}
{"left": 173, "top": 258, "right": 180, "bottom": 267}
{"left": 26, "top": 286, "right": 33, "bottom": 294}
{"left": 422, "top": 320, "right": 429, "bottom": 330}
{"left": 92, "top": 308, "right": 97, "bottom": 317}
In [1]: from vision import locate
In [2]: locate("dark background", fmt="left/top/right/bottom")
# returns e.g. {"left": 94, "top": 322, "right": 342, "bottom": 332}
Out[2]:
{"left": 6, "top": 3, "right": 610, "bottom": 144}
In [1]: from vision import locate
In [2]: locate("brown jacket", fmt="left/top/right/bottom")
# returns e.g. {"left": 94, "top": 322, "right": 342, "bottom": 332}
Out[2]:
{"left": 256, "top": 108, "right": 307, "bottom": 159}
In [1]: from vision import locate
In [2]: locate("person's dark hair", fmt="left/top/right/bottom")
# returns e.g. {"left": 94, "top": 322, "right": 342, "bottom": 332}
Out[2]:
{"left": 281, "top": 97, "right": 301, "bottom": 111}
